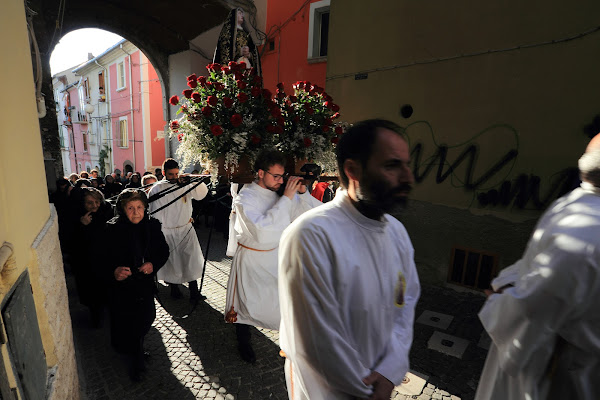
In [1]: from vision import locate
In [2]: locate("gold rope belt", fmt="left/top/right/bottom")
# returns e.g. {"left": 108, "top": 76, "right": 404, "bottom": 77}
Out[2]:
{"left": 237, "top": 243, "right": 277, "bottom": 252}
{"left": 163, "top": 218, "right": 193, "bottom": 229}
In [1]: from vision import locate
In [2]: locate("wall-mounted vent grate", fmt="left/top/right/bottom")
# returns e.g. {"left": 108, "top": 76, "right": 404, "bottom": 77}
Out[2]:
{"left": 448, "top": 246, "right": 498, "bottom": 290}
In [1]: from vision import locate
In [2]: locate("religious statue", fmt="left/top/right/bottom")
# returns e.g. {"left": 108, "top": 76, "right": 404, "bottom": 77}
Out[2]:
{"left": 213, "top": 8, "right": 262, "bottom": 76}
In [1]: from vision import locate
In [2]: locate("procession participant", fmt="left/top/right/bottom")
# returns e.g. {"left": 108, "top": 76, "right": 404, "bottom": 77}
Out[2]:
{"left": 278, "top": 119, "right": 421, "bottom": 400}
{"left": 106, "top": 189, "right": 169, "bottom": 381}
{"left": 225, "top": 148, "right": 321, "bottom": 363}
{"left": 474, "top": 134, "right": 600, "bottom": 400}
{"left": 141, "top": 174, "right": 157, "bottom": 195}
{"left": 148, "top": 158, "right": 209, "bottom": 300}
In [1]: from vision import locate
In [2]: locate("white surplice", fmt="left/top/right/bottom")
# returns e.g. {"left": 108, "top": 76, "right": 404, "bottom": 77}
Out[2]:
{"left": 278, "top": 189, "right": 421, "bottom": 400}
{"left": 225, "top": 182, "right": 321, "bottom": 330}
{"left": 148, "top": 180, "right": 208, "bottom": 284}
{"left": 475, "top": 183, "right": 600, "bottom": 400}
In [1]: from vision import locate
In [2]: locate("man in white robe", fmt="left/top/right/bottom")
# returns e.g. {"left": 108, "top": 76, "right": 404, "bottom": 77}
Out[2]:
{"left": 148, "top": 158, "right": 208, "bottom": 300}
{"left": 475, "top": 135, "right": 600, "bottom": 400}
{"left": 279, "top": 119, "right": 421, "bottom": 400}
{"left": 225, "top": 148, "right": 321, "bottom": 363}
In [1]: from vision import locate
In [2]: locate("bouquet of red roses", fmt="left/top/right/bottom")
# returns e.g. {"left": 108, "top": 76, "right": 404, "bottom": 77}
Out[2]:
{"left": 169, "top": 62, "right": 278, "bottom": 176}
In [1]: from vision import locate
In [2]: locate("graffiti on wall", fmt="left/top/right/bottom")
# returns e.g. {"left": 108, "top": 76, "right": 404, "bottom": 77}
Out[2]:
{"left": 405, "top": 121, "right": 579, "bottom": 210}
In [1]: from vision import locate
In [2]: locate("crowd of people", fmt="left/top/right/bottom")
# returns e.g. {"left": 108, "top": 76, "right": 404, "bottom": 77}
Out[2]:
{"left": 49, "top": 119, "right": 599, "bottom": 399}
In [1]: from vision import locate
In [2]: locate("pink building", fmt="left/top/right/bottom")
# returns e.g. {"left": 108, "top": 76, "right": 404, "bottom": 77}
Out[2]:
{"left": 63, "top": 40, "right": 167, "bottom": 177}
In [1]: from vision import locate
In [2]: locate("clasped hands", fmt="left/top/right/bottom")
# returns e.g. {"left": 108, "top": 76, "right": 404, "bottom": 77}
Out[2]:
{"left": 114, "top": 262, "right": 154, "bottom": 281}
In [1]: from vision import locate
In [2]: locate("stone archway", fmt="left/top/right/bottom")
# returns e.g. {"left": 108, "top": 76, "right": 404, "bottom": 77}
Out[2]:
{"left": 26, "top": 0, "right": 259, "bottom": 191}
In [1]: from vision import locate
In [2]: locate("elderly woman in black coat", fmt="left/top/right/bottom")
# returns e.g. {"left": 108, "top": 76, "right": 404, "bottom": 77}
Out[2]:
{"left": 106, "top": 189, "right": 169, "bottom": 381}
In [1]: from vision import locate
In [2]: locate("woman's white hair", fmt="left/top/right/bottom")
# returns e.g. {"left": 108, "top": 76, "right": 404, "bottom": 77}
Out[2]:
{"left": 578, "top": 148, "right": 600, "bottom": 187}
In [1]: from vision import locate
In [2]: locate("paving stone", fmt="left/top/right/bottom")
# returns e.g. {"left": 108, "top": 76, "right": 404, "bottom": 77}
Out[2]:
{"left": 417, "top": 310, "right": 454, "bottom": 330}
{"left": 428, "top": 331, "right": 470, "bottom": 359}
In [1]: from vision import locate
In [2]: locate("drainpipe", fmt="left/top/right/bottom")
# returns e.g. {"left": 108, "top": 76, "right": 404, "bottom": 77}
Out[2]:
{"left": 120, "top": 44, "right": 136, "bottom": 171}
{"left": 94, "top": 59, "right": 112, "bottom": 173}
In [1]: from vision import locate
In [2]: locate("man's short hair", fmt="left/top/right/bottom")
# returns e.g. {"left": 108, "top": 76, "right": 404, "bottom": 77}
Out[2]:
{"left": 579, "top": 148, "right": 600, "bottom": 187}
{"left": 336, "top": 119, "right": 406, "bottom": 188}
{"left": 254, "top": 148, "right": 287, "bottom": 172}
{"left": 90, "top": 169, "right": 98, "bottom": 174}
{"left": 163, "top": 158, "right": 179, "bottom": 171}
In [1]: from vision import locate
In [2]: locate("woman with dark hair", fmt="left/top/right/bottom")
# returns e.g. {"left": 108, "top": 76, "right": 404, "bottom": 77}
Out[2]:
{"left": 71, "top": 187, "right": 114, "bottom": 326}
{"left": 125, "top": 172, "right": 142, "bottom": 189}
{"left": 106, "top": 189, "right": 169, "bottom": 381}
{"left": 103, "top": 174, "right": 123, "bottom": 199}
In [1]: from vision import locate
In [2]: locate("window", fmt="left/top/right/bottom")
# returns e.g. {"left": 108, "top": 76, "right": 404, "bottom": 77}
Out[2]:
{"left": 82, "top": 131, "right": 88, "bottom": 152}
{"left": 307, "top": 0, "right": 330, "bottom": 60}
{"left": 448, "top": 246, "right": 498, "bottom": 290}
{"left": 98, "top": 71, "right": 105, "bottom": 95}
{"left": 117, "top": 61, "right": 126, "bottom": 89}
{"left": 118, "top": 117, "right": 128, "bottom": 147}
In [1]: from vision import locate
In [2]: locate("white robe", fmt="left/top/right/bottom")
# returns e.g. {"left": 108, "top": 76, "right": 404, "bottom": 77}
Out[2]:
{"left": 225, "top": 182, "right": 321, "bottom": 330}
{"left": 475, "top": 183, "right": 600, "bottom": 400}
{"left": 148, "top": 180, "right": 208, "bottom": 284}
{"left": 278, "top": 189, "right": 421, "bottom": 400}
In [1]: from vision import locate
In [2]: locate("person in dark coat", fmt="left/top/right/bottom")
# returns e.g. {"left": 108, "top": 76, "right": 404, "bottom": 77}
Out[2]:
{"left": 70, "top": 187, "right": 114, "bottom": 327}
{"left": 125, "top": 172, "right": 142, "bottom": 189}
{"left": 105, "top": 189, "right": 169, "bottom": 381}
{"left": 103, "top": 174, "right": 123, "bottom": 200}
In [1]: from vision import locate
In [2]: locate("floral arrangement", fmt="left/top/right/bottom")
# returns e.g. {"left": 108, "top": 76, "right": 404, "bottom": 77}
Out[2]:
{"left": 272, "top": 81, "right": 344, "bottom": 173}
{"left": 169, "top": 62, "right": 346, "bottom": 179}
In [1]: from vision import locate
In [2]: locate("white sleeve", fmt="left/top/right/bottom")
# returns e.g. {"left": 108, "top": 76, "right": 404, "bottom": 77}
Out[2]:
{"left": 373, "top": 240, "right": 420, "bottom": 385}
{"left": 190, "top": 182, "right": 208, "bottom": 201}
{"left": 291, "top": 191, "right": 322, "bottom": 221}
{"left": 235, "top": 191, "right": 292, "bottom": 244}
{"left": 279, "top": 224, "right": 373, "bottom": 398}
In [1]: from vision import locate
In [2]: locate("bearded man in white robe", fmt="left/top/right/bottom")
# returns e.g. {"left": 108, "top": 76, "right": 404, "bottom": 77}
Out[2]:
{"left": 279, "top": 119, "right": 421, "bottom": 400}
{"left": 225, "top": 148, "right": 322, "bottom": 363}
{"left": 475, "top": 134, "right": 600, "bottom": 400}
{"left": 148, "top": 158, "right": 208, "bottom": 300}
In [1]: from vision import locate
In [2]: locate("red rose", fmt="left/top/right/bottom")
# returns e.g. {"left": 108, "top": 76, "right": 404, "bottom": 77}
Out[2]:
{"left": 270, "top": 107, "right": 281, "bottom": 118}
{"left": 305, "top": 104, "right": 314, "bottom": 115}
{"left": 192, "top": 93, "right": 202, "bottom": 103}
{"left": 274, "top": 126, "right": 284, "bottom": 134}
{"left": 207, "top": 63, "right": 221, "bottom": 72}
{"left": 221, "top": 66, "right": 231, "bottom": 74}
{"left": 295, "top": 81, "right": 305, "bottom": 89}
{"left": 170, "top": 120, "right": 180, "bottom": 130}
{"left": 332, "top": 104, "right": 340, "bottom": 112}
{"left": 277, "top": 117, "right": 285, "bottom": 127}
{"left": 182, "top": 89, "right": 193, "bottom": 99}
{"left": 266, "top": 125, "right": 276, "bottom": 133}
{"left": 187, "top": 80, "right": 198, "bottom": 89}
{"left": 253, "top": 75, "right": 263, "bottom": 84}
{"left": 177, "top": 133, "right": 184, "bottom": 142}
{"left": 187, "top": 73, "right": 197, "bottom": 82}
{"left": 207, "top": 96, "right": 218, "bottom": 106}
{"left": 324, "top": 101, "right": 333, "bottom": 109}
{"left": 331, "top": 136, "right": 339, "bottom": 144}
{"left": 323, "top": 94, "right": 332, "bottom": 102}
{"left": 230, "top": 113, "right": 243, "bottom": 127}
{"left": 251, "top": 87, "right": 261, "bottom": 97}
{"left": 277, "top": 82, "right": 284, "bottom": 90}
{"left": 277, "top": 91, "right": 286, "bottom": 99}
{"left": 289, "top": 95, "right": 298, "bottom": 103}
{"left": 214, "top": 82, "right": 225, "bottom": 91}
{"left": 202, "top": 106, "right": 213, "bottom": 116}
{"left": 198, "top": 76, "right": 207, "bottom": 86}
{"left": 332, "top": 112, "right": 341, "bottom": 119}
{"left": 321, "top": 125, "right": 329, "bottom": 132}
{"left": 238, "top": 61, "right": 247, "bottom": 70}
{"left": 223, "top": 97, "right": 234, "bottom": 108}
{"left": 250, "top": 134, "right": 261, "bottom": 145}
{"left": 335, "top": 126, "right": 343, "bottom": 135}
{"left": 236, "top": 80, "right": 247, "bottom": 90}
{"left": 237, "top": 92, "right": 248, "bottom": 103}
{"left": 228, "top": 61, "right": 236, "bottom": 68}
{"left": 210, "top": 125, "right": 223, "bottom": 136}
{"left": 169, "top": 95, "right": 179, "bottom": 105}
{"left": 262, "top": 89, "right": 272, "bottom": 99}
{"left": 234, "top": 73, "right": 244, "bottom": 81}
{"left": 303, "top": 137, "right": 312, "bottom": 147}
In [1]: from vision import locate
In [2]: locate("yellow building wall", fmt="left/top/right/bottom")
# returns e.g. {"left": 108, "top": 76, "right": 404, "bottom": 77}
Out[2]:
{"left": 0, "top": 0, "right": 79, "bottom": 398}
{"left": 327, "top": 0, "right": 600, "bottom": 221}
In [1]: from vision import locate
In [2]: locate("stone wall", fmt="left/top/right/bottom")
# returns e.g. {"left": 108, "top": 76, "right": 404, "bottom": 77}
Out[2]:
{"left": 30, "top": 206, "right": 79, "bottom": 400}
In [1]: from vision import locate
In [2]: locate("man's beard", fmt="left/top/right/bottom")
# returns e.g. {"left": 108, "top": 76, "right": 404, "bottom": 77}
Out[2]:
{"left": 356, "top": 180, "right": 411, "bottom": 216}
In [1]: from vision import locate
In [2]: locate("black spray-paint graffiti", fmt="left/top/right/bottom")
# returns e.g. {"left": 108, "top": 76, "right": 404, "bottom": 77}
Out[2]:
{"left": 406, "top": 121, "right": 580, "bottom": 210}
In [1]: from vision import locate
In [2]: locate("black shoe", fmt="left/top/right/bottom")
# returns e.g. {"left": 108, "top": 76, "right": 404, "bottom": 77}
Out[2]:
{"left": 238, "top": 342, "right": 256, "bottom": 364}
{"left": 170, "top": 285, "right": 183, "bottom": 299}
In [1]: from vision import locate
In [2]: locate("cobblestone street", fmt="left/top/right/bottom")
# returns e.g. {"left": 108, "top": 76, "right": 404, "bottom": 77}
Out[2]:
{"left": 67, "top": 222, "right": 487, "bottom": 399}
